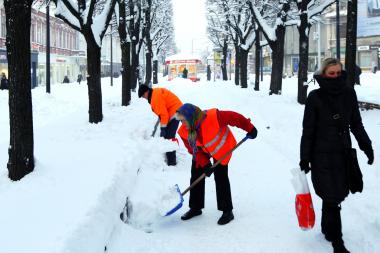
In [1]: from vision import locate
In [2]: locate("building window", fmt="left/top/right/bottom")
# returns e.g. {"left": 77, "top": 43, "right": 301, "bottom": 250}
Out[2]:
{"left": 31, "top": 22, "right": 36, "bottom": 42}
{"left": 42, "top": 22, "right": 46, "bottom": 46}
{"left": 1, "top": 10, "right": 6, "bottom": 38}
{"left": 339, "top": 23, "right": 346, "bottom": 39}
{"left": 57, "top": 28, "right": 60, "bottom": 48}
{"left": 60, "top": 29, "right": 63, "bottom": 48}
{"left": 51, "top": 27, "right": 55, "bottom": 47}
{"left": 37, "top": 22, "right": 41, "bottom": 44}
{"left": 359, "top": 51, "right": 373, "bottom": 68}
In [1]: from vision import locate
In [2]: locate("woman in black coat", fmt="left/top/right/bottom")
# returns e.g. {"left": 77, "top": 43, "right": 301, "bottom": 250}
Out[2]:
{"left": 300, "top": 58, "right": 374, "bottom": 253}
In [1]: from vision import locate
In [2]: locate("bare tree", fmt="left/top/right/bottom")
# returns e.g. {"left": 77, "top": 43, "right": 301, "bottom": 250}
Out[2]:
{"left": 151, "top": 0, "right": 175, "bottom": 84}
{"left": 53, "top": 0, "right": 117, "bottom": 123}
{"left": 116, "top": 0, "right": 132, "bottom": 106}
{"left": 4, "top": 0, "right": 35, "bottom": 180}
{"left": 142, "top": 0, "right": 153, "bottom": 85}
{"left": 126, "top": 0, "right": 143, "bottom": 90}
{"left": 226, "top": 0, "right": 255, "bottom": 88}
{"left": 207, "top": 0, "right": 230, "bottom": 81}
{"left": 248, "top": 0, "right": 296, "bottom": 94}
{"left": 293, "top": 0, "right": 335, "bottom": 104}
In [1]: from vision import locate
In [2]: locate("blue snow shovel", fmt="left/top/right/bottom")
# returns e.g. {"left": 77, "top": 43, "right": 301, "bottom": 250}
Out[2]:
{"left": 164, "top": 136, "right": 249, "bottom": 216}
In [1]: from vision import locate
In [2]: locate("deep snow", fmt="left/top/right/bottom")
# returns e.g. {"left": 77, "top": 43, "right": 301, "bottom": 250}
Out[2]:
{"left": 0, "top": 72, "right": 379, "bottom": 253}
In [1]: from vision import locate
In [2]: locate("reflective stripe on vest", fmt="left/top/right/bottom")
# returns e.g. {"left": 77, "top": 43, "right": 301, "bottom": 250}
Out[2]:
{"left": 205, "top": 127, "right": 230, "bottom": 156}
{"left": 177, "top": 109, "right": 236, "bottom": 165}
{"left": 200, "top": 109, "right": 236, "bottom": 165}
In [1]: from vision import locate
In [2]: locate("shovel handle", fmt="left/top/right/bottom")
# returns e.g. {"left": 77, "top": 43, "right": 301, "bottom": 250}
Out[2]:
{"left": 151, "top": 118, "right": 160, "bottom": 137}
{"left": 181, "top": 136, "right": 249, "bottom": 196}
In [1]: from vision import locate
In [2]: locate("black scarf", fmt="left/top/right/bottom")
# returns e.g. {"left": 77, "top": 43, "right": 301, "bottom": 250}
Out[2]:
{"left": 314, "top": 71, "right": 348, "bottom": 95}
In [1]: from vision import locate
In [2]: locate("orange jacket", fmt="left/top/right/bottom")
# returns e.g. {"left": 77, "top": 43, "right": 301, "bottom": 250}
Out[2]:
{"left": 178, "top": 109, "right": 237, "bottom": 165}
{"left": 150, "top": 88, "right": 183, "bottom": 127}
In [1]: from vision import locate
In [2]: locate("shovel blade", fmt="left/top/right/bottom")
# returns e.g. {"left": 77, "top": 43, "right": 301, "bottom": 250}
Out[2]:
{"left": 162, "top": 184, "right": 184, "bottom": 216}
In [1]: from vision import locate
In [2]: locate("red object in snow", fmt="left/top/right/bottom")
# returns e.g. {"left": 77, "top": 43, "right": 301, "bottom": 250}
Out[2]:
{"left": 171, "top": 137, "right": 179, "bottom": 145}
{"left": 295, "top": 192, "right": 315, "bottom": 230}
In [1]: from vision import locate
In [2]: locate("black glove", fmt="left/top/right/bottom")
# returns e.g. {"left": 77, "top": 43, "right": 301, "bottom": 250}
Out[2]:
{"left": 364, "top": 148, "right": 374, "bottom": 165}
{"left": 203, "top": 164, "right": 214, "bottom": 177}
{"left": 299, "top": 160, "right": 311, "bottom": 174}
{"left": 160, "top": 127, "right": 167, "bottom": 138}
{"left": 246, "top": 127, "right": 258, "bottom": 139}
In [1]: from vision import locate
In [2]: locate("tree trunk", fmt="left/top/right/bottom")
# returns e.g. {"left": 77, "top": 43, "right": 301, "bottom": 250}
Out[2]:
{"left": 145, "top": 51, "right": 152, "bottom": 85}
{"left": 254, "top": 29, "right": 260, "bottom": 91}
{"left": 121, "top": 42, "right": 131, "bottom": 106}
{"left": 240, "top": 48, "right": 249, "bottom": 88}
{"left": 221, "top": 40, "right": 228, "bottom": 81}
{"left": 345, "top": 0, "right": 357, "bottom": 87}
{"left": 153, "top": 60, "right": 158, "bottom": 84}
{"left": 269, "top": 26, "right": 285, "bottom": 95}
{"left": 131, "top": 41, "right": 139, "bottom": 91}
{"left": 85, "top": 37, "right": 103, "bottom": 123}
{"left": 234, "top": 45, "right": 240, "bottom": 86}
{"left": 118, "top": 0, "right": 131, "bottom": 106}
{"left": 144, "top": 0, "right": 153, "bottom": 86}
{"left": 297, "top": 12, "right": 310, "bottom": 104}
{"left": 5, "top": 0, "right": 35, "bottom": 180}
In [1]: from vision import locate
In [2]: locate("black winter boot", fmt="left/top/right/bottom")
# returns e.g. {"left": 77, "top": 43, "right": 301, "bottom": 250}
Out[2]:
{"left": 217, "top": 210, "right": 234, "bottom": 225}
{"left": 332, "top": 239, "right": 350, "bottom": 253}
{"left": 166, "top": 151, "right": 177, "bottom": 166}
{"left": 181, "top": 209, "right": 202, "bottom": 220}
{"left": 321, "top": 202, "right": 342, "bottom": 242}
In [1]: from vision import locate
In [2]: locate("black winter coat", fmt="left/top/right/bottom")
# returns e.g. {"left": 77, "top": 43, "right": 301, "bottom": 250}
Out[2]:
{"left": 300, "top": 72, "right": 372, "bottom": 202}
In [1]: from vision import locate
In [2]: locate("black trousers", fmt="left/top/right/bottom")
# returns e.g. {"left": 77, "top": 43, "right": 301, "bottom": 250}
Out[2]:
{"left": 189, "top": 160, "right": 233, "bottom": 212}
{"left": 163, "top": 118, "right": 179, "bottom": 166}
{"left": 321, "top": 201, "right": 343, "bottom": 242}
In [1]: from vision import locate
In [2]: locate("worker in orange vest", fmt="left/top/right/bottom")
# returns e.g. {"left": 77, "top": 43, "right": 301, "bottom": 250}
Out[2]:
{"left": 175, "top": 103, "right": 258, "bottom": 225}
{"left": 138, "top": 85, "right": 183, "bottom": 166}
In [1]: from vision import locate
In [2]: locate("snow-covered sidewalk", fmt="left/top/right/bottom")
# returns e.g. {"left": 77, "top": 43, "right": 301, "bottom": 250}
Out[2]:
{"left": 0, "top": 75, "right": 379, "bottom": 253}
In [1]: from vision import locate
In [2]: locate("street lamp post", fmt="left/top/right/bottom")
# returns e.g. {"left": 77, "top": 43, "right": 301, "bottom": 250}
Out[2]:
{"left": 336, "top": 0, "right": 340, "bottom": 60}
{"left": 110, "top": 31, "right": 113, "bottom": 87}
{"left": 46, "top": 2, "right": 50, "bottom": 93}
{"left": 313, "top": 22, "right": 322, "bottom": 69}
{"left": 317, "top": 21, "right": 321, "bottom": 68}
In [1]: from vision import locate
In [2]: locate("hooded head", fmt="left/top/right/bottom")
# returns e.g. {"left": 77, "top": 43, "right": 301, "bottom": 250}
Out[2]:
{"left": 176, "top": 103, "right": 206, "bottom": 159}
{"left": 138, "top": 85, "right": 151, "bottom": 98}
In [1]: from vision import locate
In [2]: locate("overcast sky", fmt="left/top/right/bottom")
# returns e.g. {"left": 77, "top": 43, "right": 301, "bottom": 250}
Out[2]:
{"left": 172, "top": 0, "right": 210, "bottom": 55}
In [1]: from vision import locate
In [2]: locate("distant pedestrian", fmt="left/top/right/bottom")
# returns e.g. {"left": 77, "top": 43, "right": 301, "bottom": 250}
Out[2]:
{"left": 0, "top": 72, "right": 9, "bottom": 90}
{"left": 77, "top": 74, "right": 82, "bottom": 85}
{"left": 207, "top": 65, "right": 211, "bottom": 81}
{"left": 372, "top": 62, "right": 378, "bottom": 74}
{"left": 62, "top": 75, "right": 70, "bottom": 84}
{"left": 182, "top": 67, "right": 188, "bottom": 79}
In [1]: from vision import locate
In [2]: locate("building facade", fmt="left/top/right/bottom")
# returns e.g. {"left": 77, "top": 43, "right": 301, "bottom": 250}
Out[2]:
{"left": 260, "top": 0, "right": 380, "bottom": 74}
{"left": 0, "top": 1, "right": 85, "bottom": 86}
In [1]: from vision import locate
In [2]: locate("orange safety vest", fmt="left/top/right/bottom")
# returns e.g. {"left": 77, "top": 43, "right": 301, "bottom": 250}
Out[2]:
{"left": 178, "top": 109, "right": 236, "bottom": 165}
{"left": 151, "top": 88, "right": 183, "bottom": 127}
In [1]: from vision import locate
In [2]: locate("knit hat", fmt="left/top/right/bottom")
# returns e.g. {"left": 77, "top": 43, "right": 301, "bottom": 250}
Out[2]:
{"left": 138, "top": 85, "right": 151, "bottom": 98}
{"left": 176, "top": 103, "right": 206, "bottom": 159}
